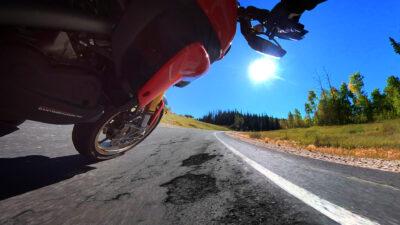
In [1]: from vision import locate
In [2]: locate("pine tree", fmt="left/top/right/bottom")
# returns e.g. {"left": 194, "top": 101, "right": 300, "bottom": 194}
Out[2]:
{"left": 384, "top": 76, "right": 400, "bottom": 116}
{"left": 329, "top": 87, "right": 341, "bottom": 124}
{"left": 233, "top": 114, "right": 245, "bottom": 130}
{"left": 338, "top": 83, "right": 353, "bottom": 124}
{"left": 371, "top": 88, "right": 392, "bottom": 119}
{"left": 199, "top": 110, "right": 282, "bottom": 131}
{"left": 390, "top": 37, "right": 400, "bottom": 55}
{"left": 287, "top": 112, "right": 294, "bottom": 128}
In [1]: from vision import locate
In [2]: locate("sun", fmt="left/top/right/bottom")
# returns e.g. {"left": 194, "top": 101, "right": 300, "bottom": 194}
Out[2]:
{"left": 248, "top": 57, "right": 279, "bottom": 83}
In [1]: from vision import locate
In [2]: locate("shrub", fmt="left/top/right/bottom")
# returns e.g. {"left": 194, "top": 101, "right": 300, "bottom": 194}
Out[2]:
{"left": 249, "top": 132, "right": 262, "bottom": 139}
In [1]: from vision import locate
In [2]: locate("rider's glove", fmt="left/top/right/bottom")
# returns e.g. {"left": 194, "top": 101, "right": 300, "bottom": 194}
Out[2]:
{"left": 268, "top": 0, "right": 326, "bottom": 40}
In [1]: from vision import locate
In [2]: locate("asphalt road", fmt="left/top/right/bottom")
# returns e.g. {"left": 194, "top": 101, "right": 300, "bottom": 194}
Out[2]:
{"left": 0, "top": 122, "right": 399, "bottom": 225}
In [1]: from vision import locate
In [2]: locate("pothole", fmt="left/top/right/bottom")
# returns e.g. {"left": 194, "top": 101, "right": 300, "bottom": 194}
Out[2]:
{"left": 181, "top": 153, "right": 217, "bottom": 166}
{"left": 161, "top": 173, "right": 219, "bottom": 205}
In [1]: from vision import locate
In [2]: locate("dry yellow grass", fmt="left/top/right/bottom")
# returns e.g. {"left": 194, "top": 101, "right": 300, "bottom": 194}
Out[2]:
{"left": 161, "top": 112, "right": 229, "bottom": 131}
{"left": 245, "top": 119, "right": 400, "bottom": 160}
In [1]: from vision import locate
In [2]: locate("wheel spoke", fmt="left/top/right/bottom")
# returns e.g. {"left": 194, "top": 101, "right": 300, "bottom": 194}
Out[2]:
{"left": 99, "top": 137, "right": 108, "bottom": 144}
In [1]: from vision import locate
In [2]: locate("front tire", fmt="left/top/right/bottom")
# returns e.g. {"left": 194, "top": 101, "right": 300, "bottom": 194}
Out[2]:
{"left": 72, "top": 107, "right": 163, "bottom": 161}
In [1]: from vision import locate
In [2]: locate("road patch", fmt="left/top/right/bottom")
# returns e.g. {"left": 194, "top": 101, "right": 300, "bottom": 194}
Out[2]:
{"left": 181, "top": 153, "right": 217, "bottom": 166}
{"left": 161, "top": 173, "right": 219, "bottom": 205}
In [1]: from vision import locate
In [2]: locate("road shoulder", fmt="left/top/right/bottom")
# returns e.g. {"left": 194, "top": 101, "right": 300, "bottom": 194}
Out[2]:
{"left": 227, "top": 132, "right": 400, "bottom": 173}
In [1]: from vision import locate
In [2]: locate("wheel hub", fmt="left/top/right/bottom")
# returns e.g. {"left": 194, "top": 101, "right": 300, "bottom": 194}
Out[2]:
{"left": 95, "top": 109, "right": 147, "bottom": 154}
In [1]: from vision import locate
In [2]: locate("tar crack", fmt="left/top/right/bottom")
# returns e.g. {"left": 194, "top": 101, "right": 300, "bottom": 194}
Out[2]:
{"left": 104, "top": 192, "right": 132, "bottom": 202}
{"left": 109, "top": 175, "right": 123, "bottom": 184}
{"left": 1, "top": 209, "right": 35, "bottom": 225}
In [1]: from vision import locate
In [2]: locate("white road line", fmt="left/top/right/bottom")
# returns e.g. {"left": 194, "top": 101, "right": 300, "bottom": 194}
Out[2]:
{"left": 214, "top": 133, "right": 380, "bottom": 225}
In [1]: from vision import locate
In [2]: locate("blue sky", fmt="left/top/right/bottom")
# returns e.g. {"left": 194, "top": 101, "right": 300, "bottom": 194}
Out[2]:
{"left": 167, "top": 0, "right": 400, "bottom": 119}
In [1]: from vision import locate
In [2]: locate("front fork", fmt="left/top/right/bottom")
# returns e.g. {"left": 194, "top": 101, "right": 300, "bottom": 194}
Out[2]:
{"left": 140, "top": 93, "right": 165, "bottom": 129}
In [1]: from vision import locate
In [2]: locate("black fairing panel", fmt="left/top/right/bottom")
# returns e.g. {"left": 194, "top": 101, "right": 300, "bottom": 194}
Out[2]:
{"left": 0, "top": 45, "right": 104, "bottom": 124}
{"left": 112, "top": 0, "right": 221, "bottom": 93}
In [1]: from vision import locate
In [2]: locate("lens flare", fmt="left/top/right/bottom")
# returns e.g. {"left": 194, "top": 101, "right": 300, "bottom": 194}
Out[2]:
{"left": 248, "top": 57, "right": 279, "bottom": 83}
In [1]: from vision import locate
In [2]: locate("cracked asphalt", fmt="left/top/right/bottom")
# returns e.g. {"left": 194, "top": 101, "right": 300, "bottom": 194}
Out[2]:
{"left": 0, "top": 121, "right": 399, "bottom": 225}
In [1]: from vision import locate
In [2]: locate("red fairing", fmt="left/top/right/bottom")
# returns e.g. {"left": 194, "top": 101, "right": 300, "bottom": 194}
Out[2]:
{"left": 137, "top": 43, "right": 210, "bottom": 107}
{"left": 197, "top": 0, "right": 238, "bottom": 58}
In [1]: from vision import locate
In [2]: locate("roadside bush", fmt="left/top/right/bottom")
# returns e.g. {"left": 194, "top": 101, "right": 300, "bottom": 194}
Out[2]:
{"left": 249, "top": 132, "right": 262, "bottom": 139}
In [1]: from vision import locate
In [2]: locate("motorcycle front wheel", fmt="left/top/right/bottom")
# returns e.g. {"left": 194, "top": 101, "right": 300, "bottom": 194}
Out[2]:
{"left": 72, "top": 106, "right": 163, "bottom": 161}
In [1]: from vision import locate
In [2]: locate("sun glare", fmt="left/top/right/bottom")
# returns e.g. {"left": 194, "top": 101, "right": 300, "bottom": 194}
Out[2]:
{"left": 248, "top": 57, "right": 279, "bottom": 83}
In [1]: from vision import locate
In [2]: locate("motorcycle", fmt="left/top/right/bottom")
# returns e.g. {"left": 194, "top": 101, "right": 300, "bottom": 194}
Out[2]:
{"left": 0, "top": 0, "right": 325, "bottom": 161}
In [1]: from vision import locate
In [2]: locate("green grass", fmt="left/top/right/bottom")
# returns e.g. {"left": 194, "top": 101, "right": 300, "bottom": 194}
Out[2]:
{"left": 246, "top": 119, "right": 400, "bottom": 150}
{"left": 161, "top": 112, "right": 230, "bottom": 131}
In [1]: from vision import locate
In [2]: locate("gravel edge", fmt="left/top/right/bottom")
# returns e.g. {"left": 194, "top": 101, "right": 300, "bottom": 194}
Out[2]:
{"left": 226, "top": 132, "right": 400, "bottom": 173}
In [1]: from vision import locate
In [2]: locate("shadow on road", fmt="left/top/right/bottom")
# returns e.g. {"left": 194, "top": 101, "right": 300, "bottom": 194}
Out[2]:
{"left": 0, "top": 155, "right": 95, "bottom": 200}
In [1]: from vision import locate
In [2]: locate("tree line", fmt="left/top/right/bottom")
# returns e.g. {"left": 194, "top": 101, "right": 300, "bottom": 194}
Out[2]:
{"left": 199, "top": 38, "right": 400, "bottom": 130}
{"left": 285, "top": 37, "right": 400, "bottom": 128}
{"left": 199, "top": 110, "right": 281, "bottom": 131}
{"left": 285, "top": 73, "right": 400, "bottom": 128}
